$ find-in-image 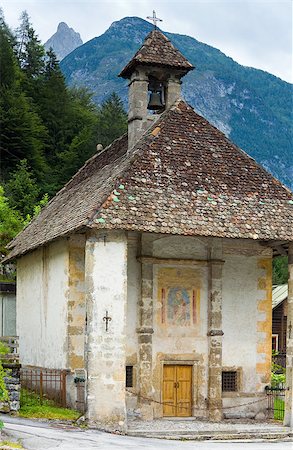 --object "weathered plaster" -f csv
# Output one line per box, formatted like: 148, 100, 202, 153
284, 242, 293, 427
222, 251, 272, 418
136, 234, 154, 419
85, 230, 128, 431
17, 240, 69, 368
207, 242, 224, 422
67, 235, 86, 371
256, 258, 272, 387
